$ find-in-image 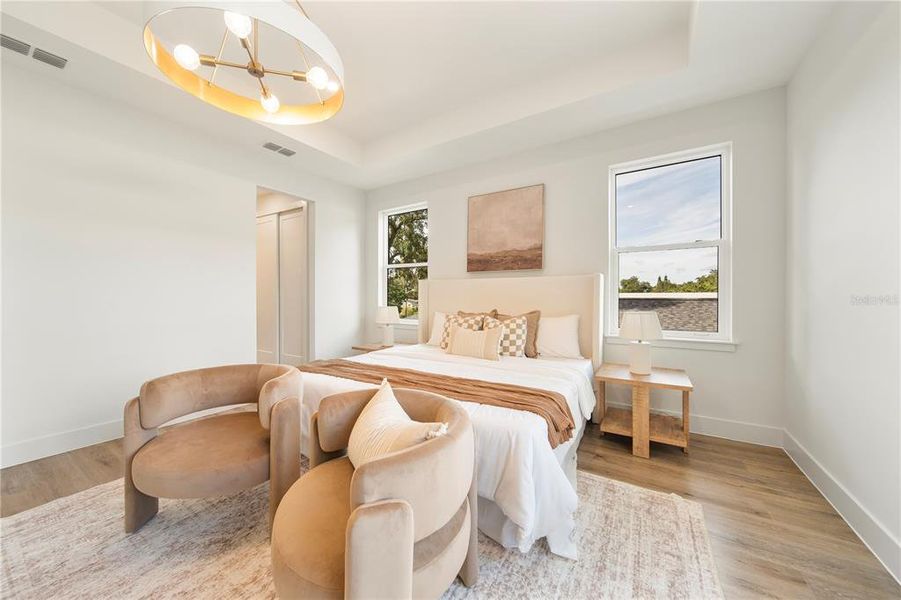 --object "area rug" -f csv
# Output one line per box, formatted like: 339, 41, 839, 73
0, 468, 722, 599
